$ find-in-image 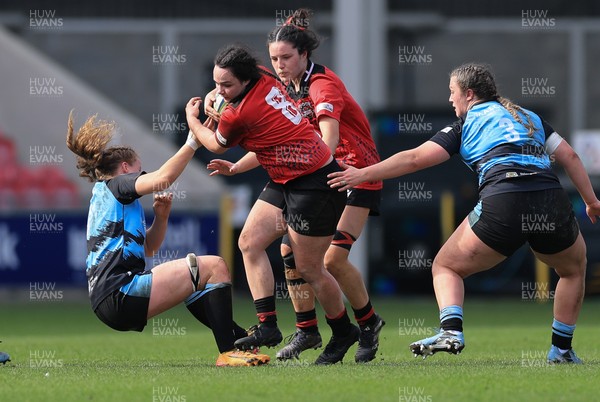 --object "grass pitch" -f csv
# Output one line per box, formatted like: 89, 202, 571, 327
1, 296, 598, 402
